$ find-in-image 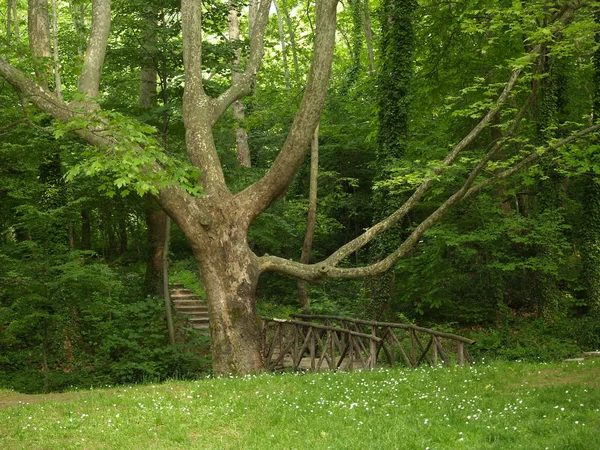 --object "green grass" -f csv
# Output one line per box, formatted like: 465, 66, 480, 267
0, 360, 598, 449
